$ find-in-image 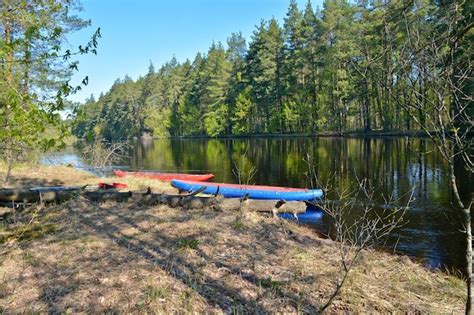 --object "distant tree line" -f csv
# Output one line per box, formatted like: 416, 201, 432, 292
72, 0, 472, 140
